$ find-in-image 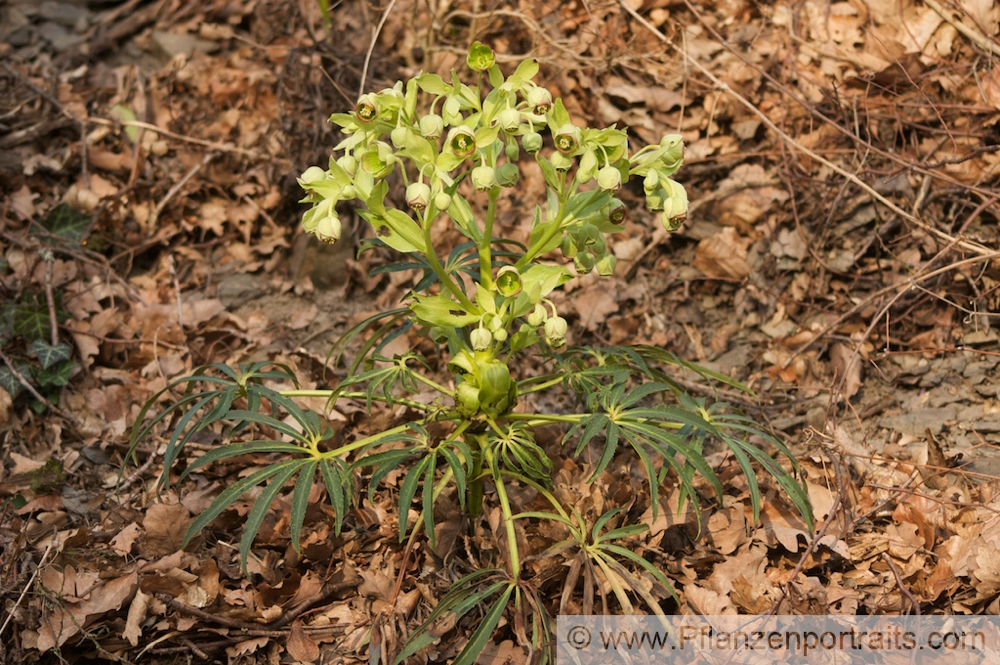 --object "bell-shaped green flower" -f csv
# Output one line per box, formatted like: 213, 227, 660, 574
663, 178, 688, 224
497, 163, 519, 188
471, 326, 492, 351
316, 212, 342, 245
521, 131, 543, 153
498, 107, 521, 133
574, 251, 596, 274
447, 126, 477, 158
554, 123, 582, 154
496, 266, 522, 297
472, 165, 496, 190
406, 182, 431, 210
527, 304, 546, 327
355, 93, 378, 123
544, 316, 568, 348
419, 113, 444, 139
299, 166, 327, 184
526, 86, 553, 115
595, 253, 617, 276
467, 41, 495, 72
597, 165, 622, 192
433, 191, 452, 211
605, 199, 627, 225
